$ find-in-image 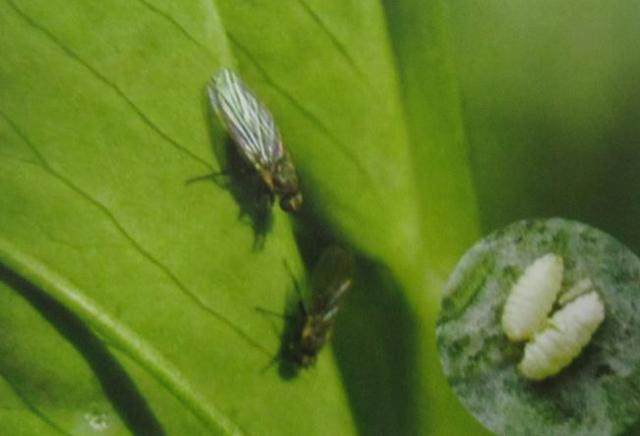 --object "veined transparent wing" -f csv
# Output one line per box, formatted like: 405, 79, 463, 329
207, 69, 284, 169
310, 246, 354, 316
